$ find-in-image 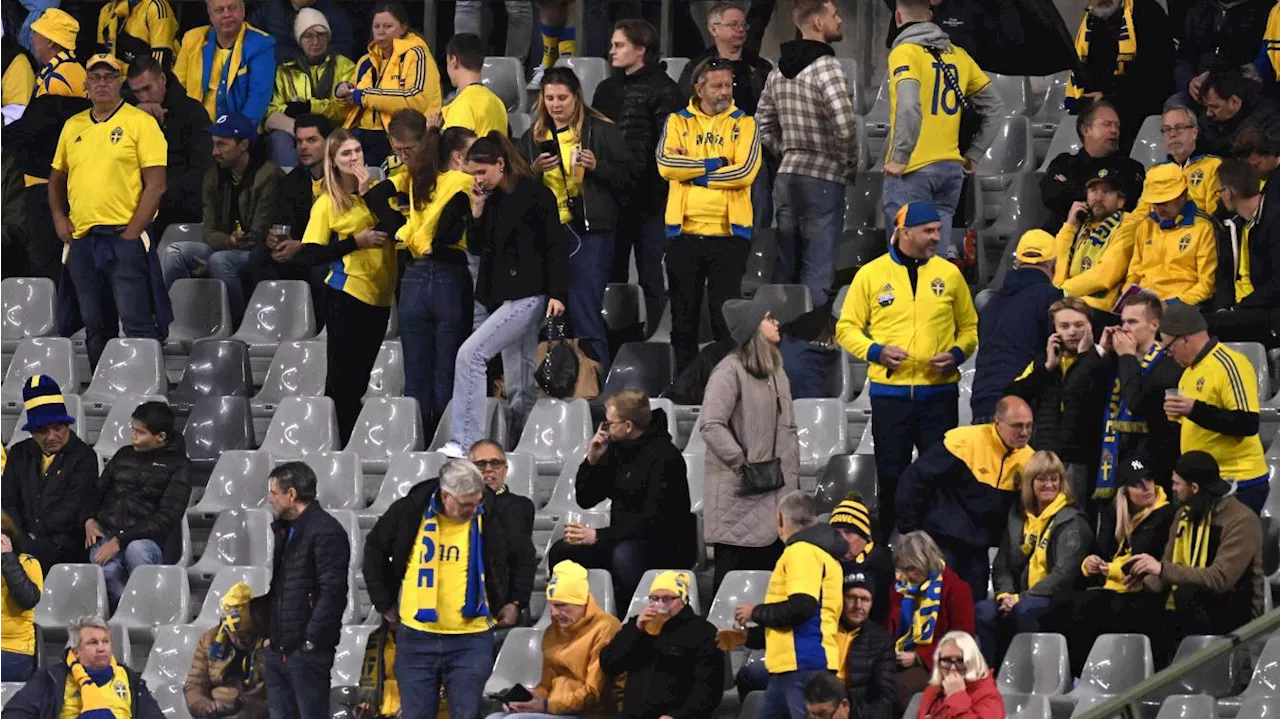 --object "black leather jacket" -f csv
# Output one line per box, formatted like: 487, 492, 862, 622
593, 61, 685, 214
519, 113, 634, 233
